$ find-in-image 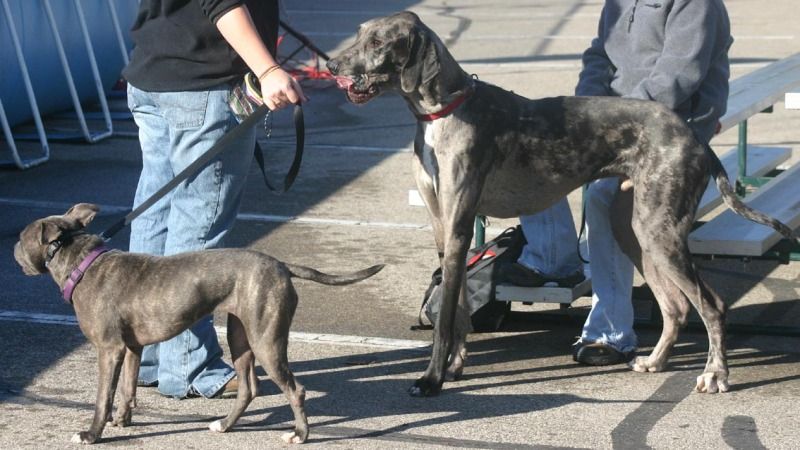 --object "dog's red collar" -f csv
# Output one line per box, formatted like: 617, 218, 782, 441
62, 246, 109, 304
415, 86, 474, 122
